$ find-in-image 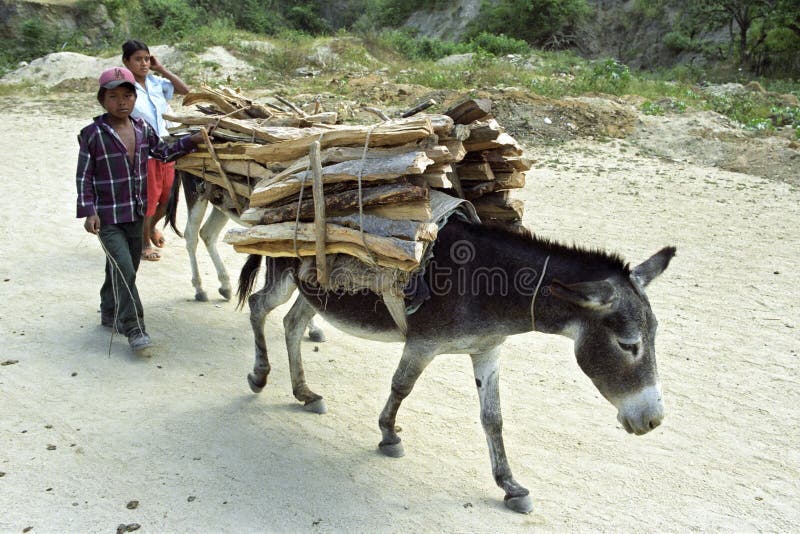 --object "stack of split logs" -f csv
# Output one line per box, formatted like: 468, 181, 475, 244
166, 86, 531, 275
